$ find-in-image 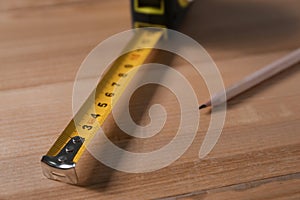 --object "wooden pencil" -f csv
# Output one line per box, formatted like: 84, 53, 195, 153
199, 48, 300, 109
